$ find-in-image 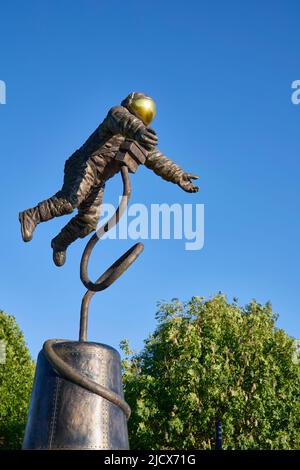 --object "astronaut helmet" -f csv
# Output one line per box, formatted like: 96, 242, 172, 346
121, 92, 156, 126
